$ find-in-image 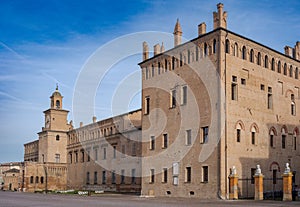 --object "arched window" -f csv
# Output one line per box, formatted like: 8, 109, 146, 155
180, 53, 183, 66
277, 60, 281, 73
242, 46, 246, 60
295, 67, 299, 79
36, 176, 39, 183
225, 39, 230, 54
235, 122, 244, 143
213, 39, 217, 54
40, 176, 44, 184
257, 52, 261, 65
293, 129, 298, 151
165, 59, 168, 72
30, 176, 34, 184
284, 63, 287, 75
234, 43, 238, 57
145, 67, 149, 79
291, 94, 296, 116
289, 65, 293, 77
56, 100, 60, 109
269, 127, 277, 148
250, 49, 254, 63
151, 64, 154, 77
195, 45, 199, 61
264, 55, 268, 68
172, 56, 175, 70
281, 127, 287, 149
251, 126, 256, 145
271, 58, 275, 71
158, 62, 161, 74
204, 43, 208, 56
56, 135, 60, 141
188, 50, 191, 63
